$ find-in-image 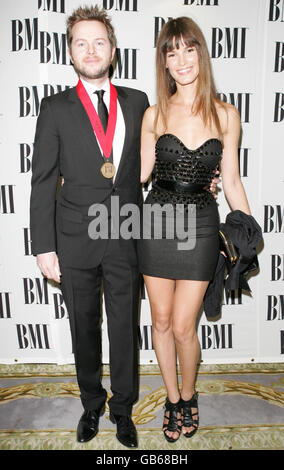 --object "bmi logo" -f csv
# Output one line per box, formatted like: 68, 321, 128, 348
200, 324, 233, 349
53, 293, 68, 319
12, 1, 65, 63
0, 185, 15, 214
218, 93, 251, 123
267, 295, 284, 320
11, 17, 70, 65
23, 277, 49, 305
114, 48, 138, 79
274, 42, 284, 72
16, 324, 50, 349
20, 144, 33, 173
268, 0, 284, 21
263, 205, 284, 233
154, 17, 173, 46
0, 293, 12, 318
238, 148, 250, 178
103, 0, 138, 11
184, 0, 219, 4
19, 84, 71, 117
138, 325, 153, 350
23, 228, 32, 256
38, 0, 65, 12
271, 255, 284, 281
274, 93, 284, 122
211, 28, 248, 58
